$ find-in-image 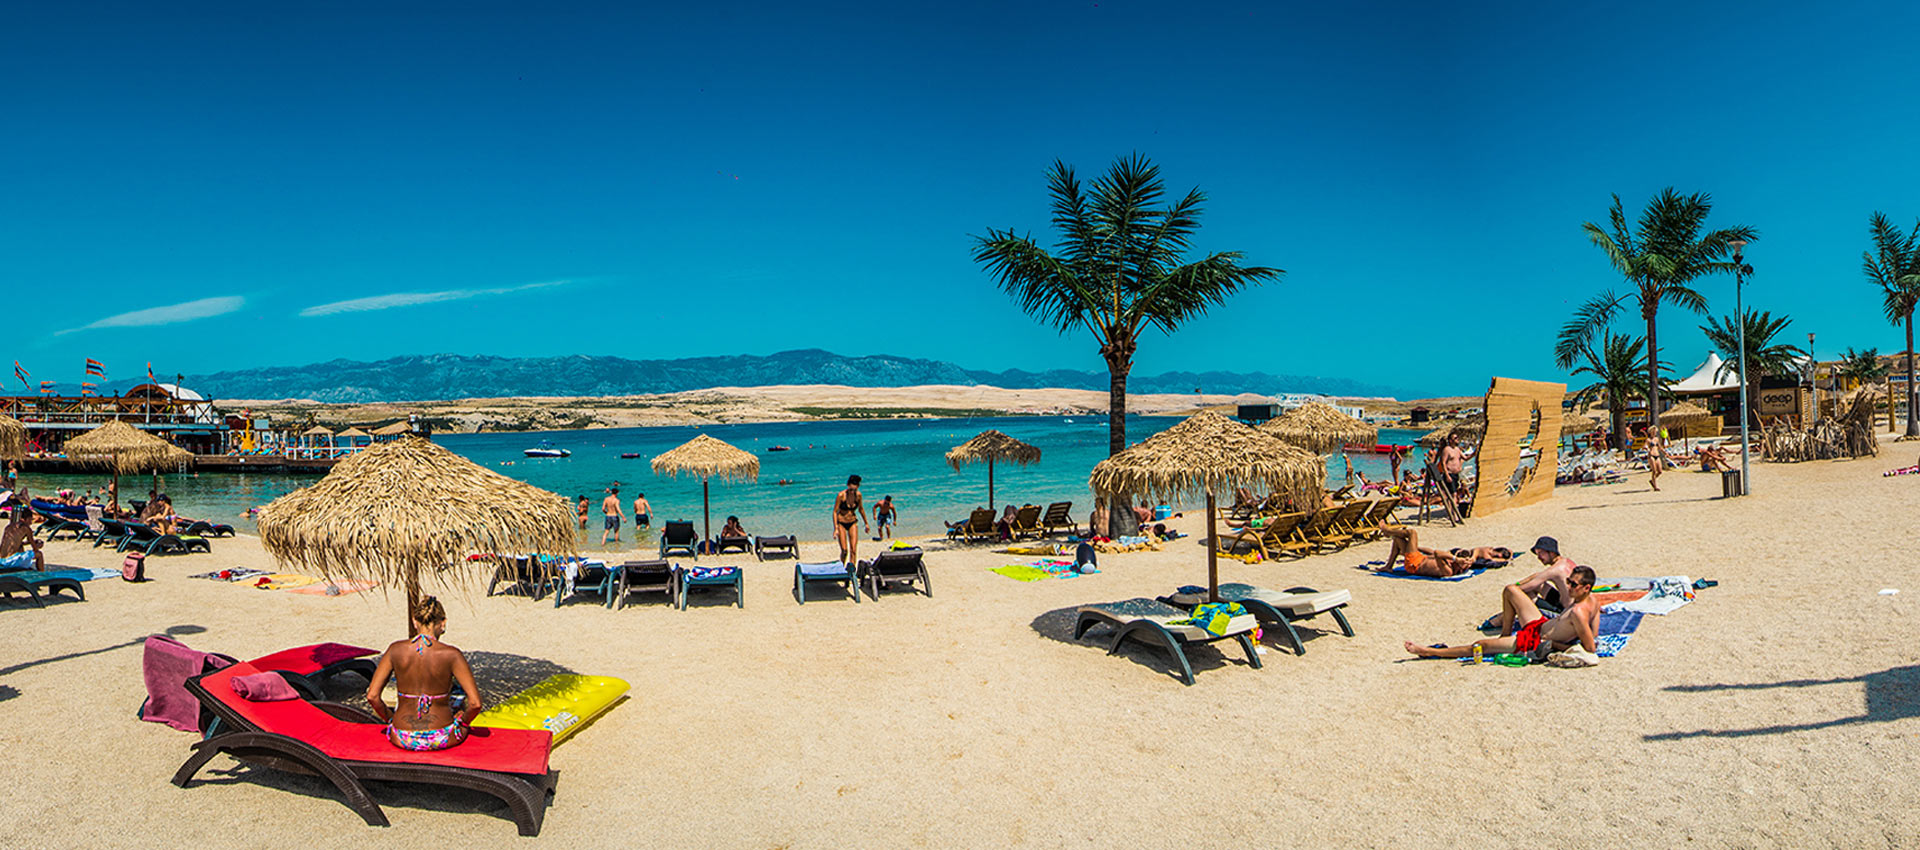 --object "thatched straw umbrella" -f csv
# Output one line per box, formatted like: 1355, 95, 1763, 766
259, 435, 574, 634
0, 414, 25, 461
1659, 400, 1719, 440
1088, 411, 1324, 601
1417, 414, 1485, 449
1560, 412, 1599, 434
946, 429, 1041, 509
1259, 402, 1378, 454
64, 420, 194, 508
651, 434, 759, 542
